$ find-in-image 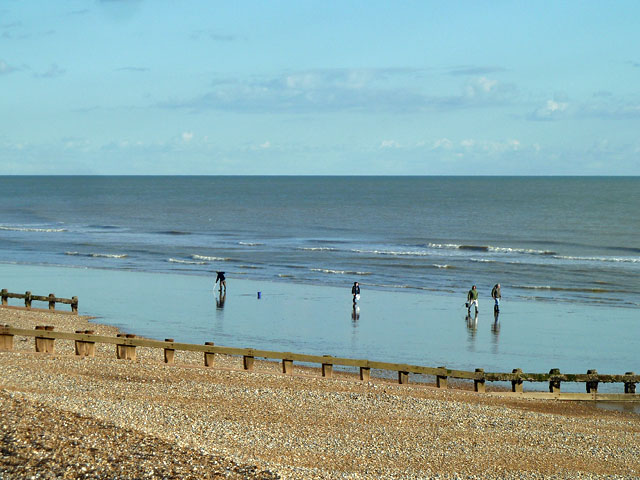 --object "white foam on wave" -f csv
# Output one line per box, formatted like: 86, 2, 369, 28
554, 255, 640, 264
351, 248, 430, 257
191, 254, 230, 261
298, 247, 339, 251
238, 241, 264, 246
310, 268, 372, 275
65, 251, 127, 259
1, 226, 66, 233
169, 258, 208, 265
427, 243, 555, 255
